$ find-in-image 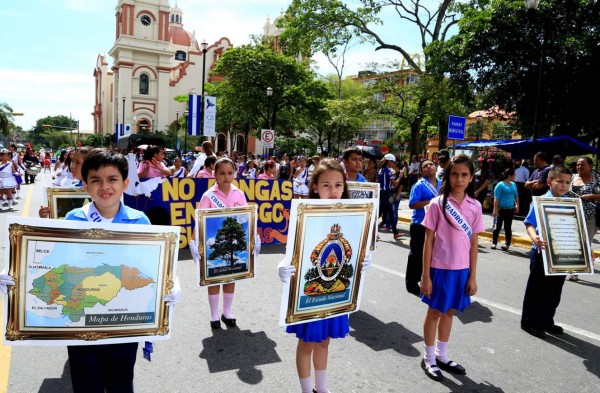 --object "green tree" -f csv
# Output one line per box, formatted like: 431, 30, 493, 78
210, 43, 331, 153
0, 103, 15, 139
435, 0, 600, 143
208, 217, 248, 268
279, 0, 461, 154
31, 116, 78, 147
